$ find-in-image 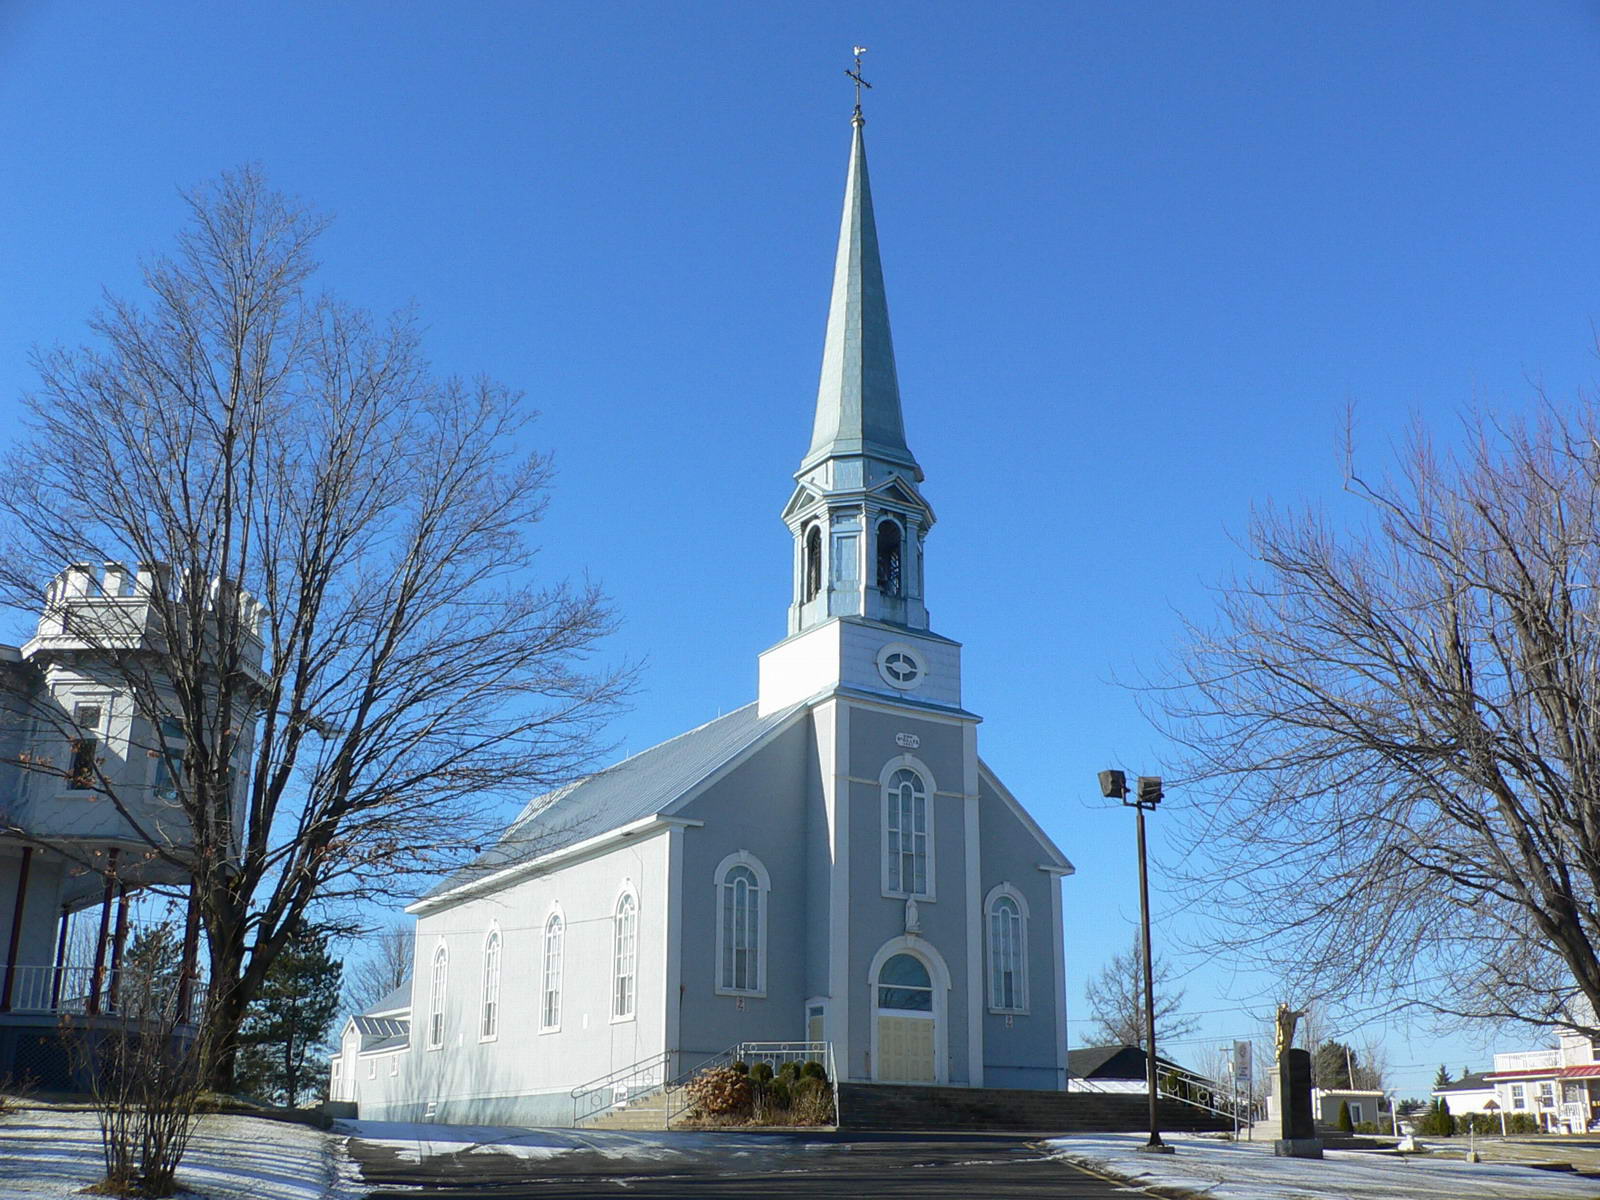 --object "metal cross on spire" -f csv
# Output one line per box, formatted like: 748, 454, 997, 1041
846, 45, 872, 124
